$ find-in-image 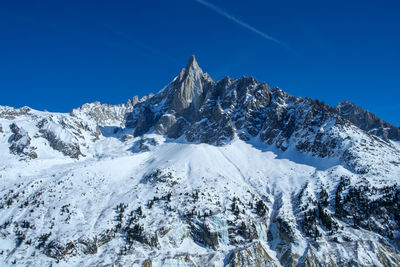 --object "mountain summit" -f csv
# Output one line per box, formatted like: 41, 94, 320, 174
0, 56, 400, 266
184, 54, 202, 74
170, 55, 213, 120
